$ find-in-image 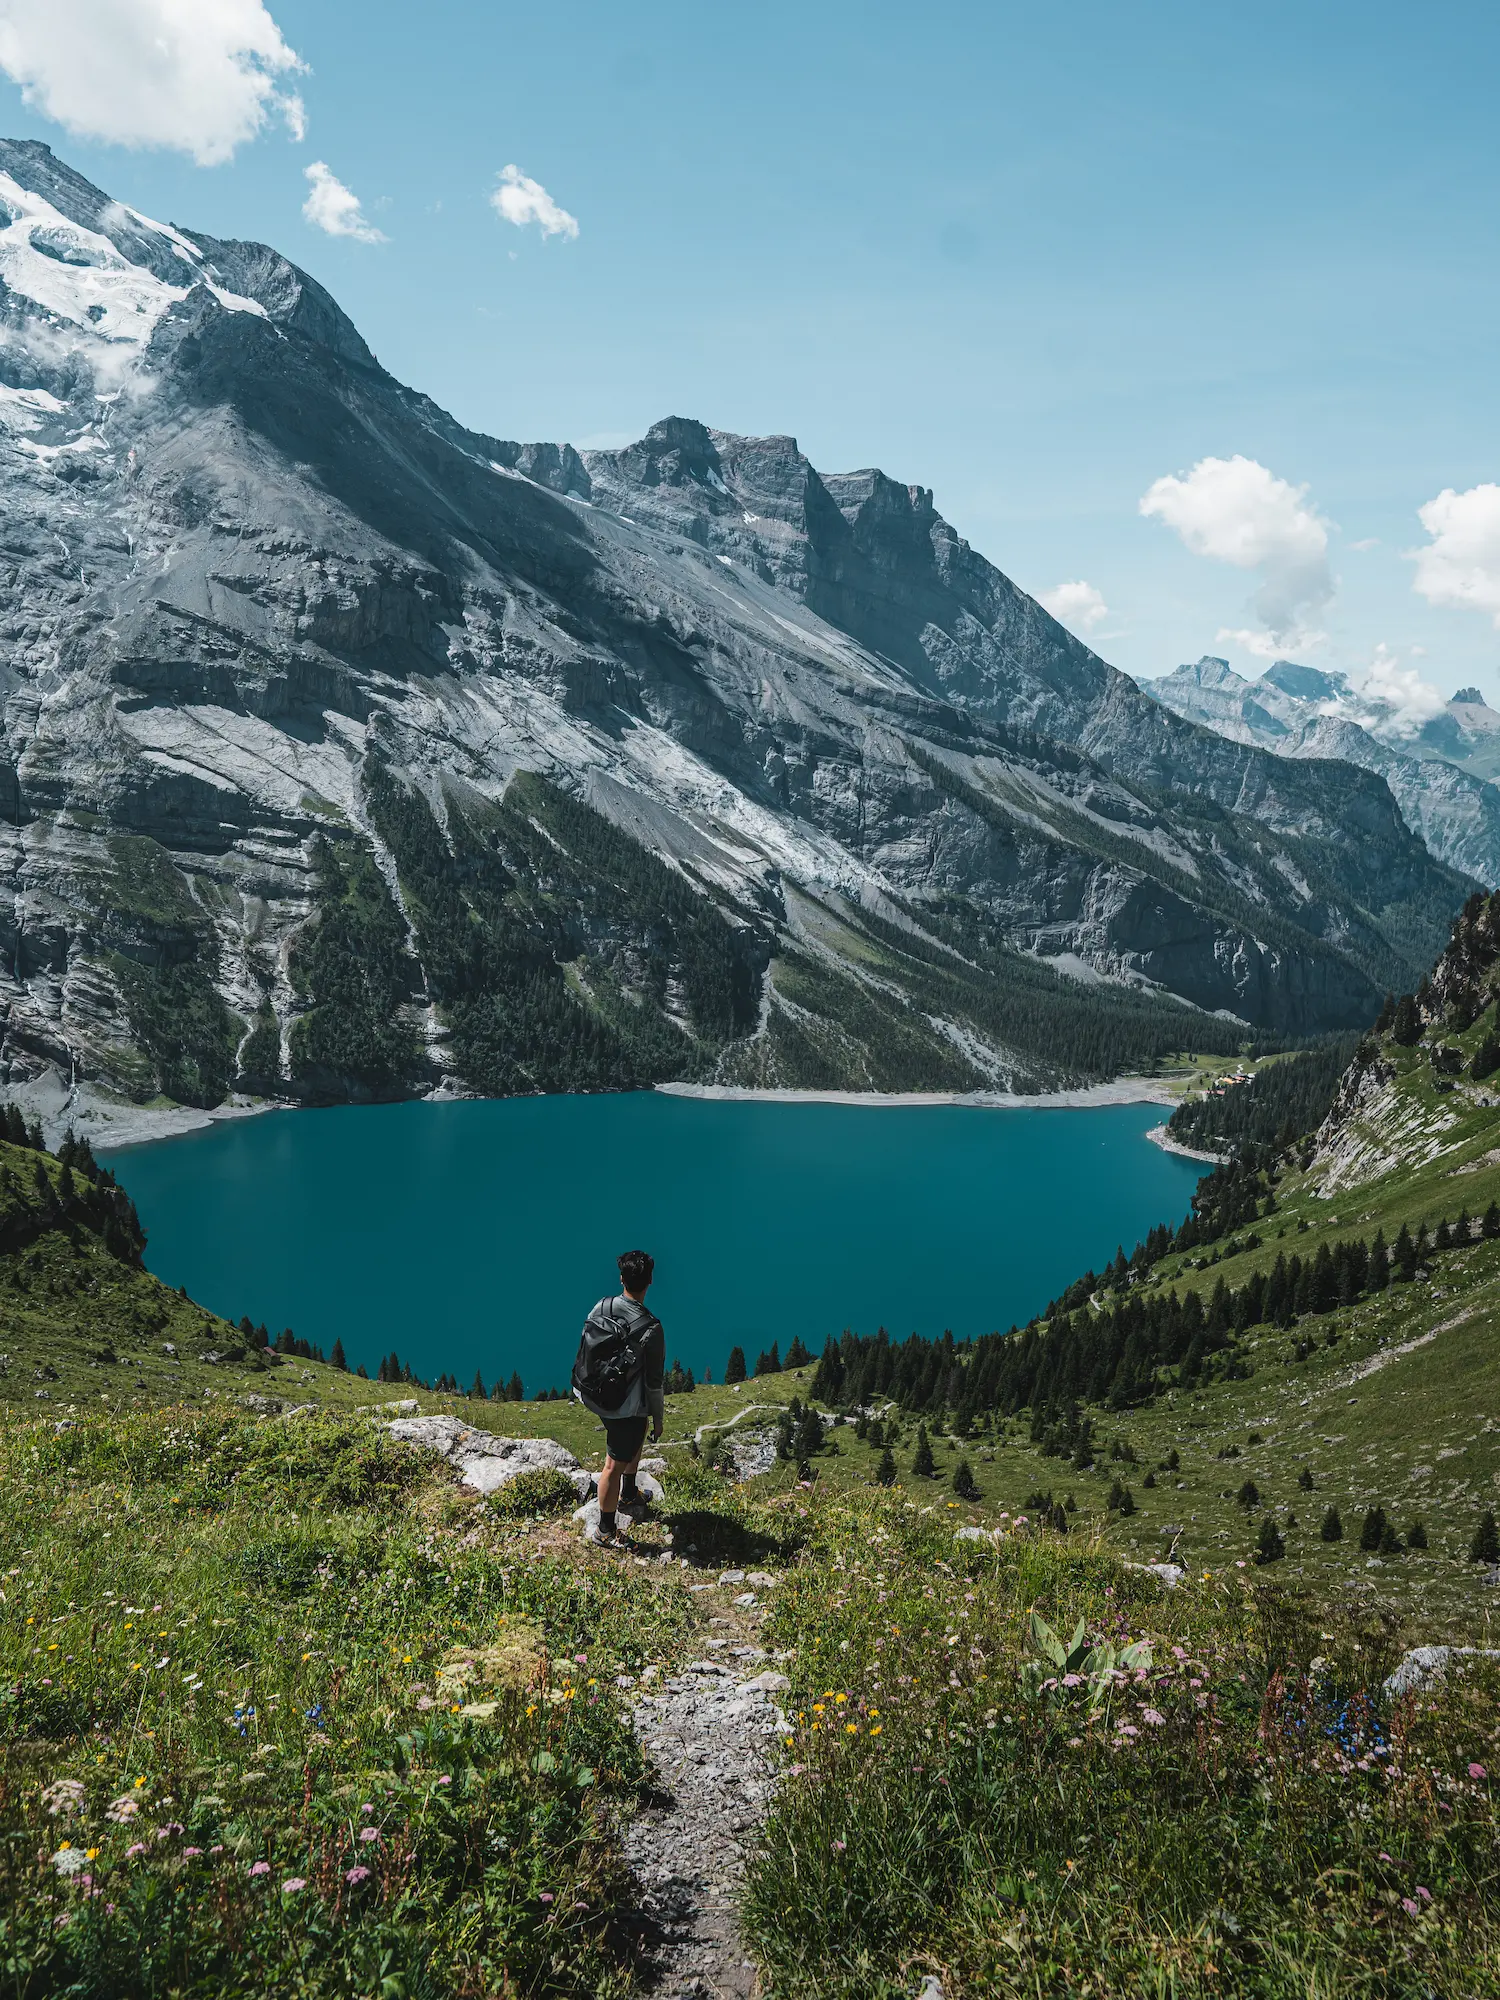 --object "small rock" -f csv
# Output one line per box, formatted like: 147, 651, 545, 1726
738, 1670, 791, 1694
161, 1343, 176, 1357
1384, 1644, 1500, 1699
916, 1979, 945, 2000
719, 1569, 747, 1586
744, 1570, 778, 1588
733, 1591, 757, 1608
